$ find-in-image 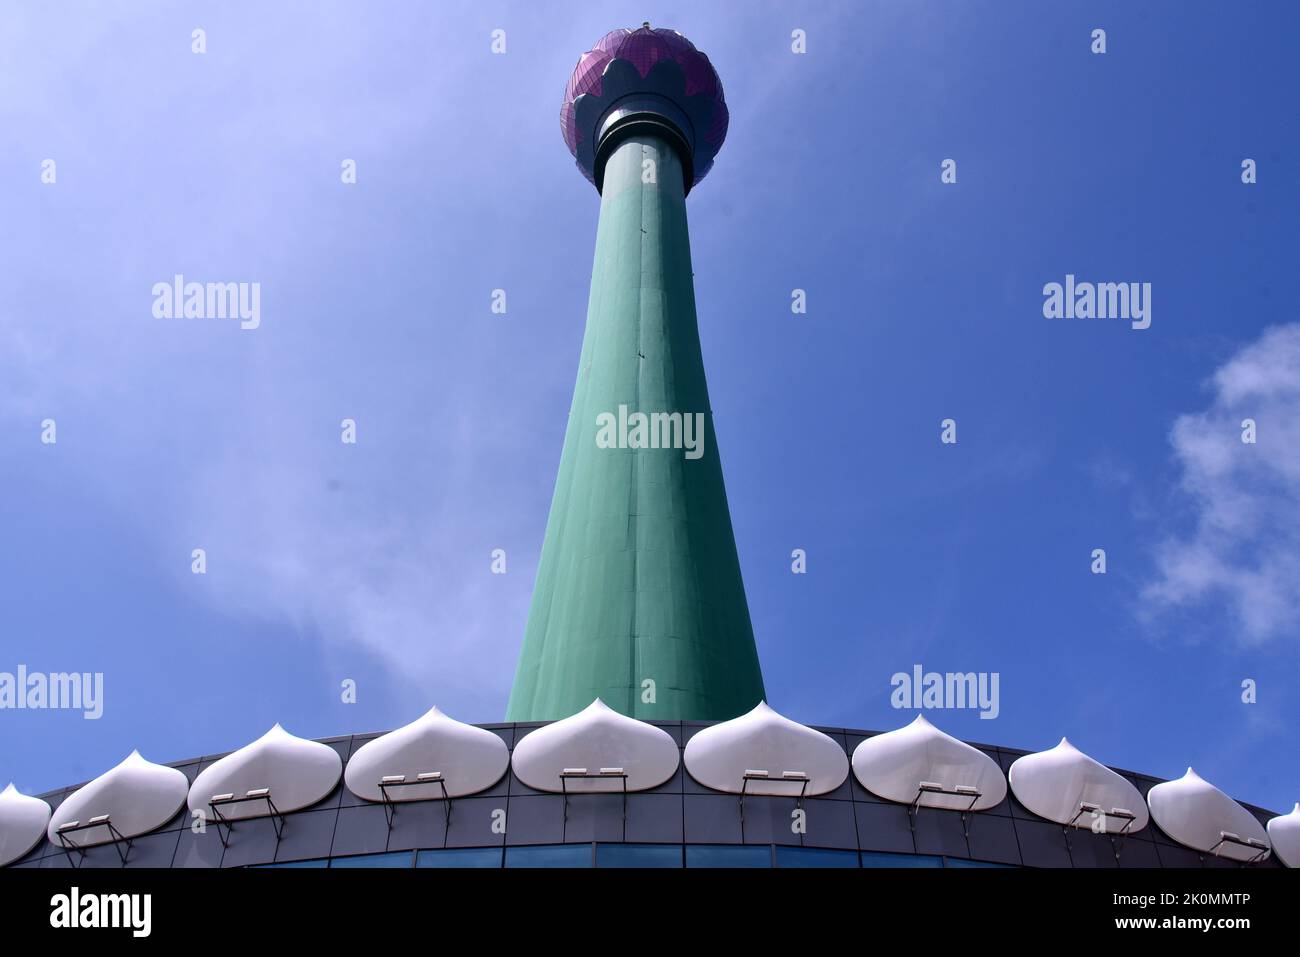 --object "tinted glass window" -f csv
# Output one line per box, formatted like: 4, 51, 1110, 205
504, 844, 592, 868
252, 858, 327, 868
685, 844, 772, 868
860, 851, 942, 868
331, 851, 413, 868
416, 847, 504, 868
597, 843, 683, 868
775, 846, 859, 868
944, 857, 1016, 868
